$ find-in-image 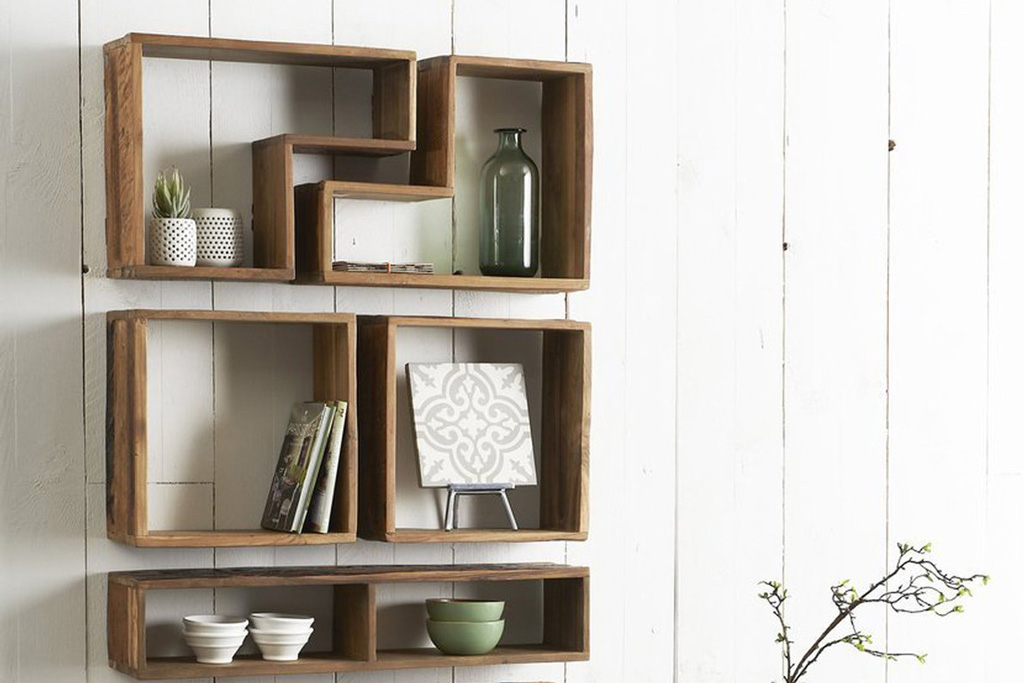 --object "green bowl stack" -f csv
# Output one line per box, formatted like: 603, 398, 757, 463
425, 599, 505, 656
